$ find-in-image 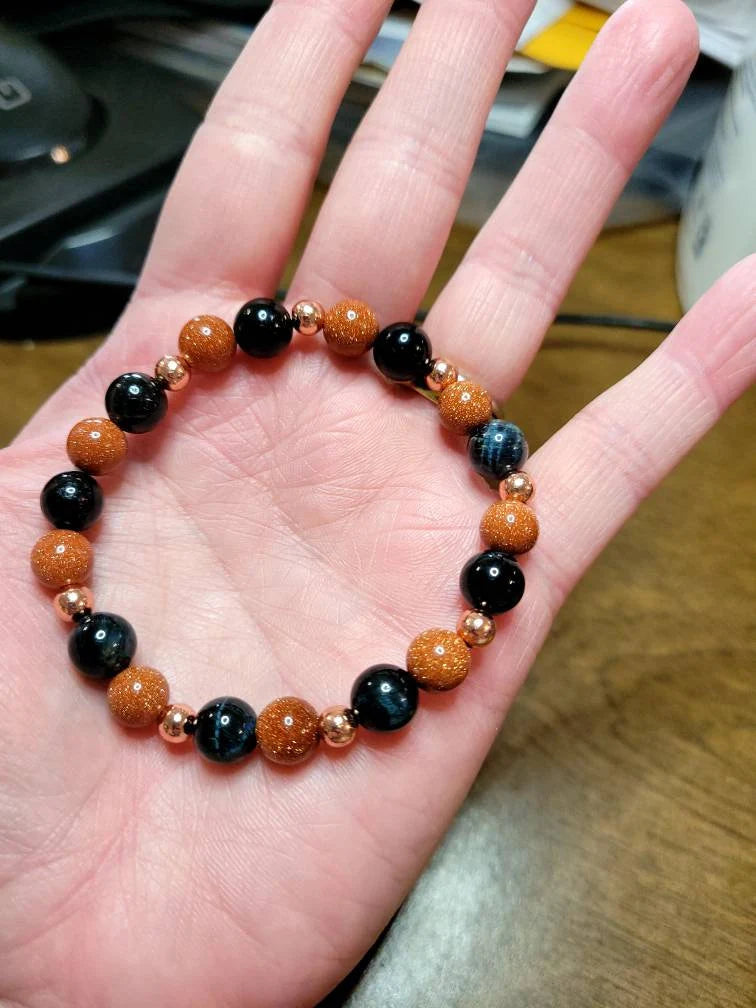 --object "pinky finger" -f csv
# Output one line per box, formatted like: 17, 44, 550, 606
525, 255, 756, 616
